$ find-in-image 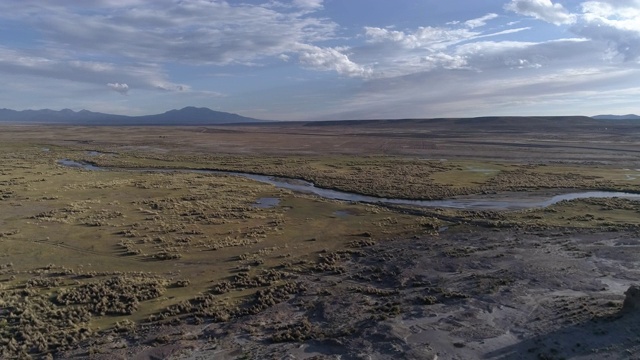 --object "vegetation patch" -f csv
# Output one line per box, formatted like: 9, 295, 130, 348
55, 275, 167, 316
